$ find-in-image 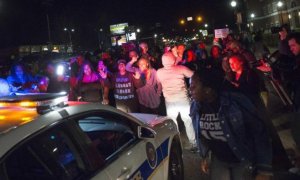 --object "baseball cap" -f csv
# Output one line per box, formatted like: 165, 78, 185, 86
117, 59, 126, 65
